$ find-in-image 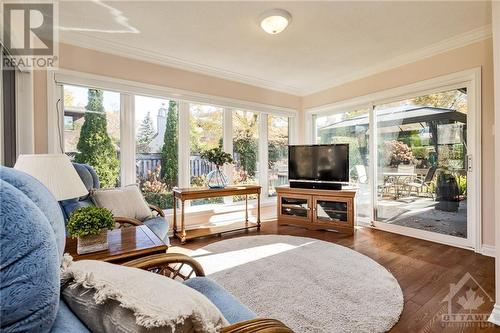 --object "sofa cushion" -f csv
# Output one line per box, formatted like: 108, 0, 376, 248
143, 216, 170, 245
184, 277, 257, 324
92, 185, 152, 221
0, 166, 65, 259
61, 258, 228, 333
50, 300, 90, 333
72, 163, 100, 196
60, 199, 94, 223
0, 178, 61, 333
